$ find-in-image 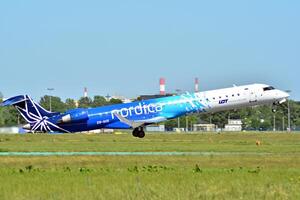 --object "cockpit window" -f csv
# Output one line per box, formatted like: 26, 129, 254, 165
263, 86, 275, 91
